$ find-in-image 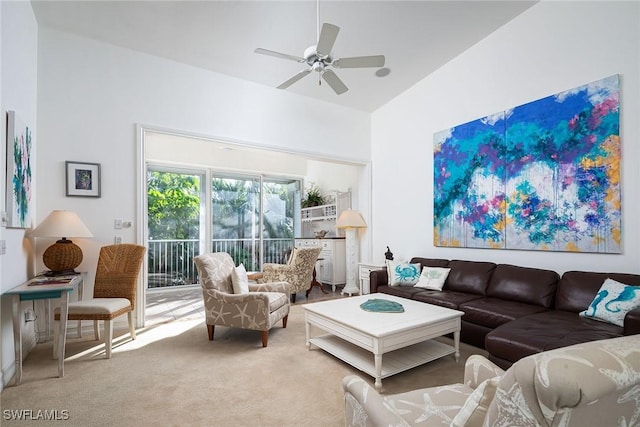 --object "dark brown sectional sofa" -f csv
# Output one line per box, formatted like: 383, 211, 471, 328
370, 257, 640, 369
